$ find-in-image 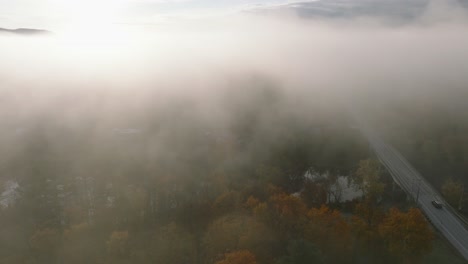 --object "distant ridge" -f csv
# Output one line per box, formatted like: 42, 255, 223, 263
0, 27, 51, 35
251, 0, 468, 24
